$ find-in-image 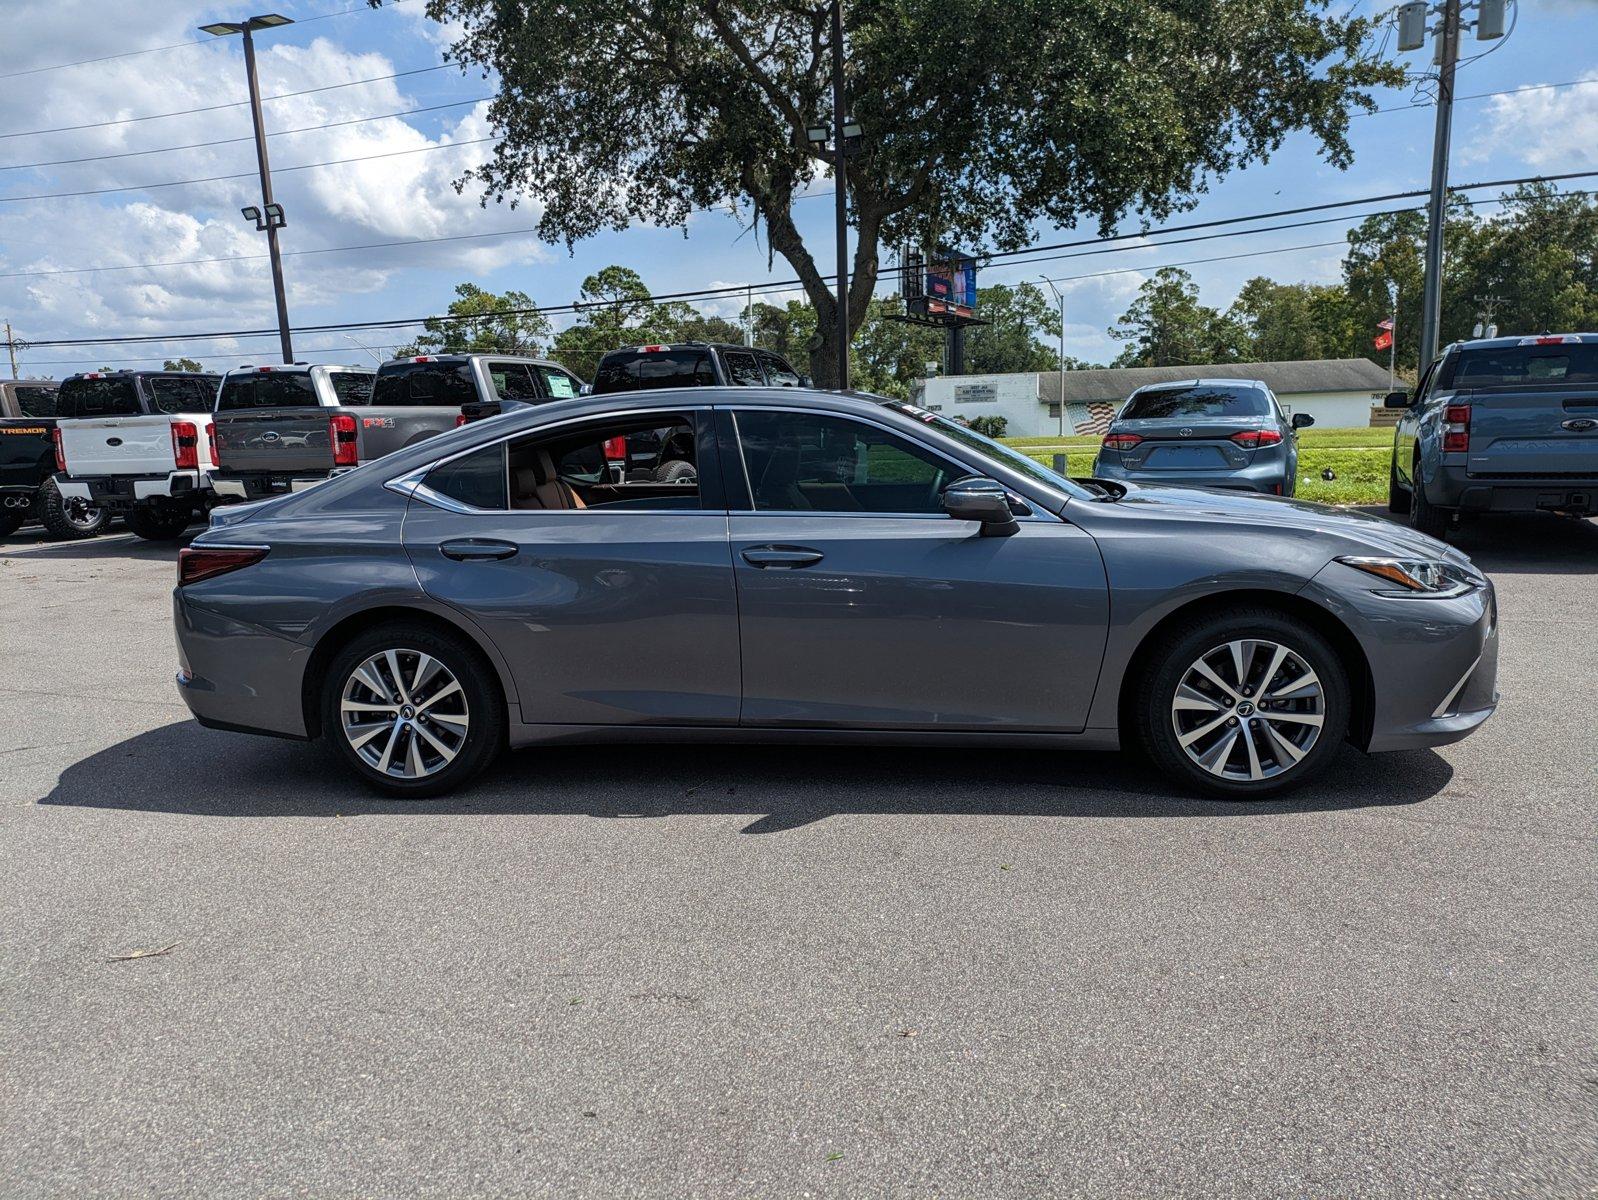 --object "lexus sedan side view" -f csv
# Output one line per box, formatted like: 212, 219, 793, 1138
173, 388, 1498, 800
1092, 378, 1313, 495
